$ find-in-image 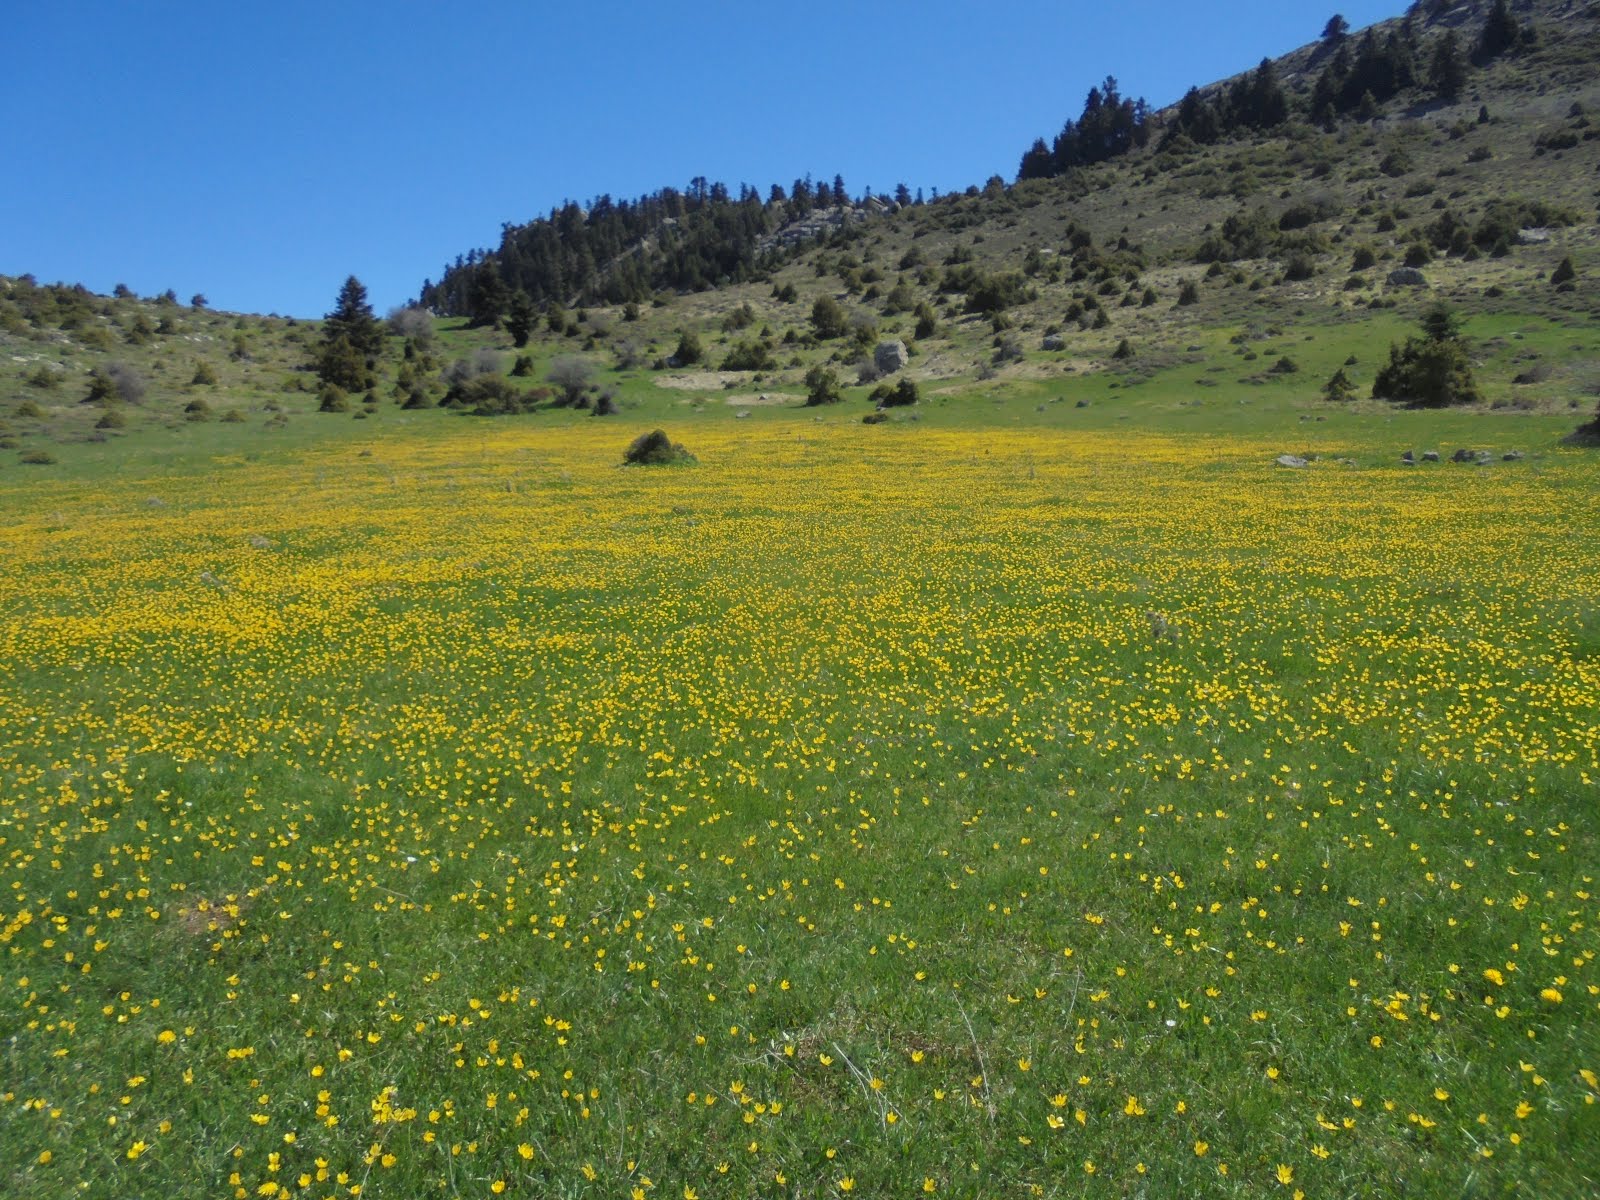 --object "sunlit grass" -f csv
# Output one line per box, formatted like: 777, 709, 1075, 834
1, 421, 1596, 1198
